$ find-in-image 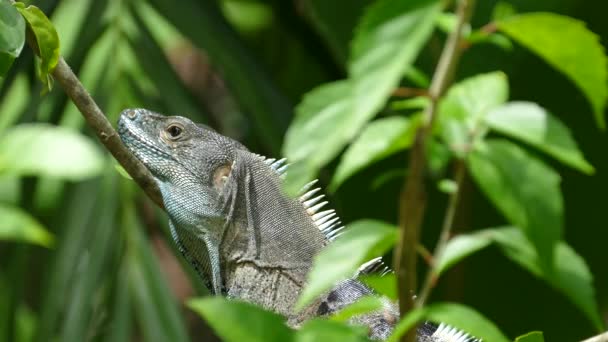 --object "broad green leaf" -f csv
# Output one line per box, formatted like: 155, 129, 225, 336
389, 303, 509, 342
491, 228, 603, 330
296, 220, 397, 311
467, 139, 563, 270
350, 0, 441, 123
0, 204, 53, 247
360, 273, 397, 301
435, 231, 493, 276
284, 80, 352, 167
486, 102, 594, 174
13, 4, 59, 92
330, 116, 418, 191
437, 72, 509, 152
188, 297, 294, 342
330, 295, 385, 322
0, 0, 25, 76
498, 13, 608, 129
424, 303, 510, 342
284, 0, 441, 184
0, 124, 104, 180
515, 331, 545, 342
297, 319, 367, 342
